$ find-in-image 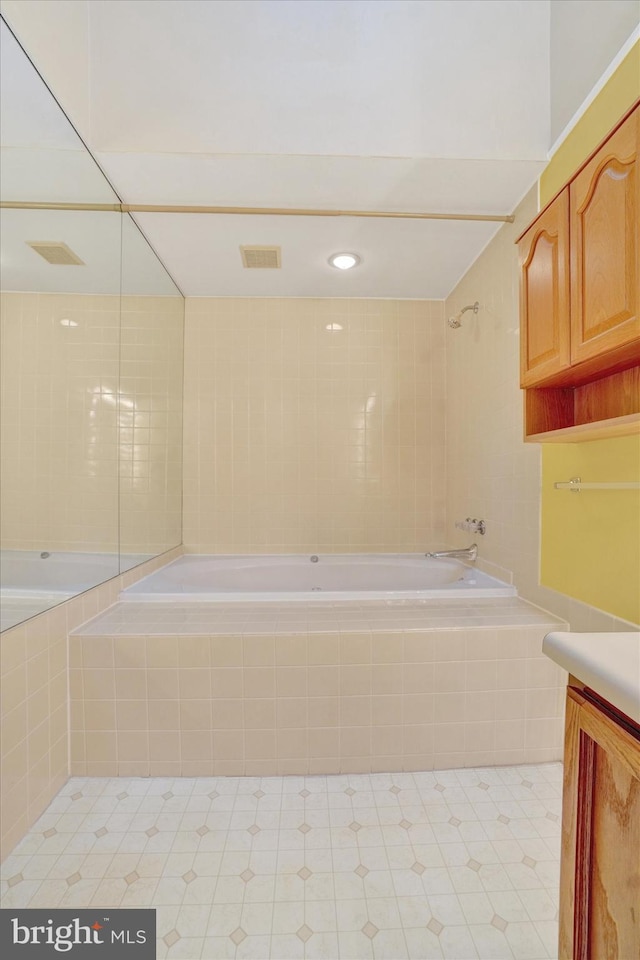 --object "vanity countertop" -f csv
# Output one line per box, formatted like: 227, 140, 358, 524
543, 631, 640, 725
